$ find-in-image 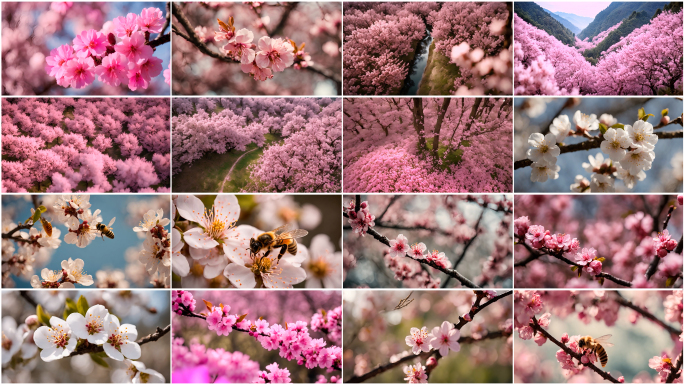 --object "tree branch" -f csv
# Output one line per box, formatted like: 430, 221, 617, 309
530, 317, 620, 383
70, 325, 171, 356
614, 292, 681, 337
666, 351, 683, 383
515, 129, 683, 169
2, 223, 33, 239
